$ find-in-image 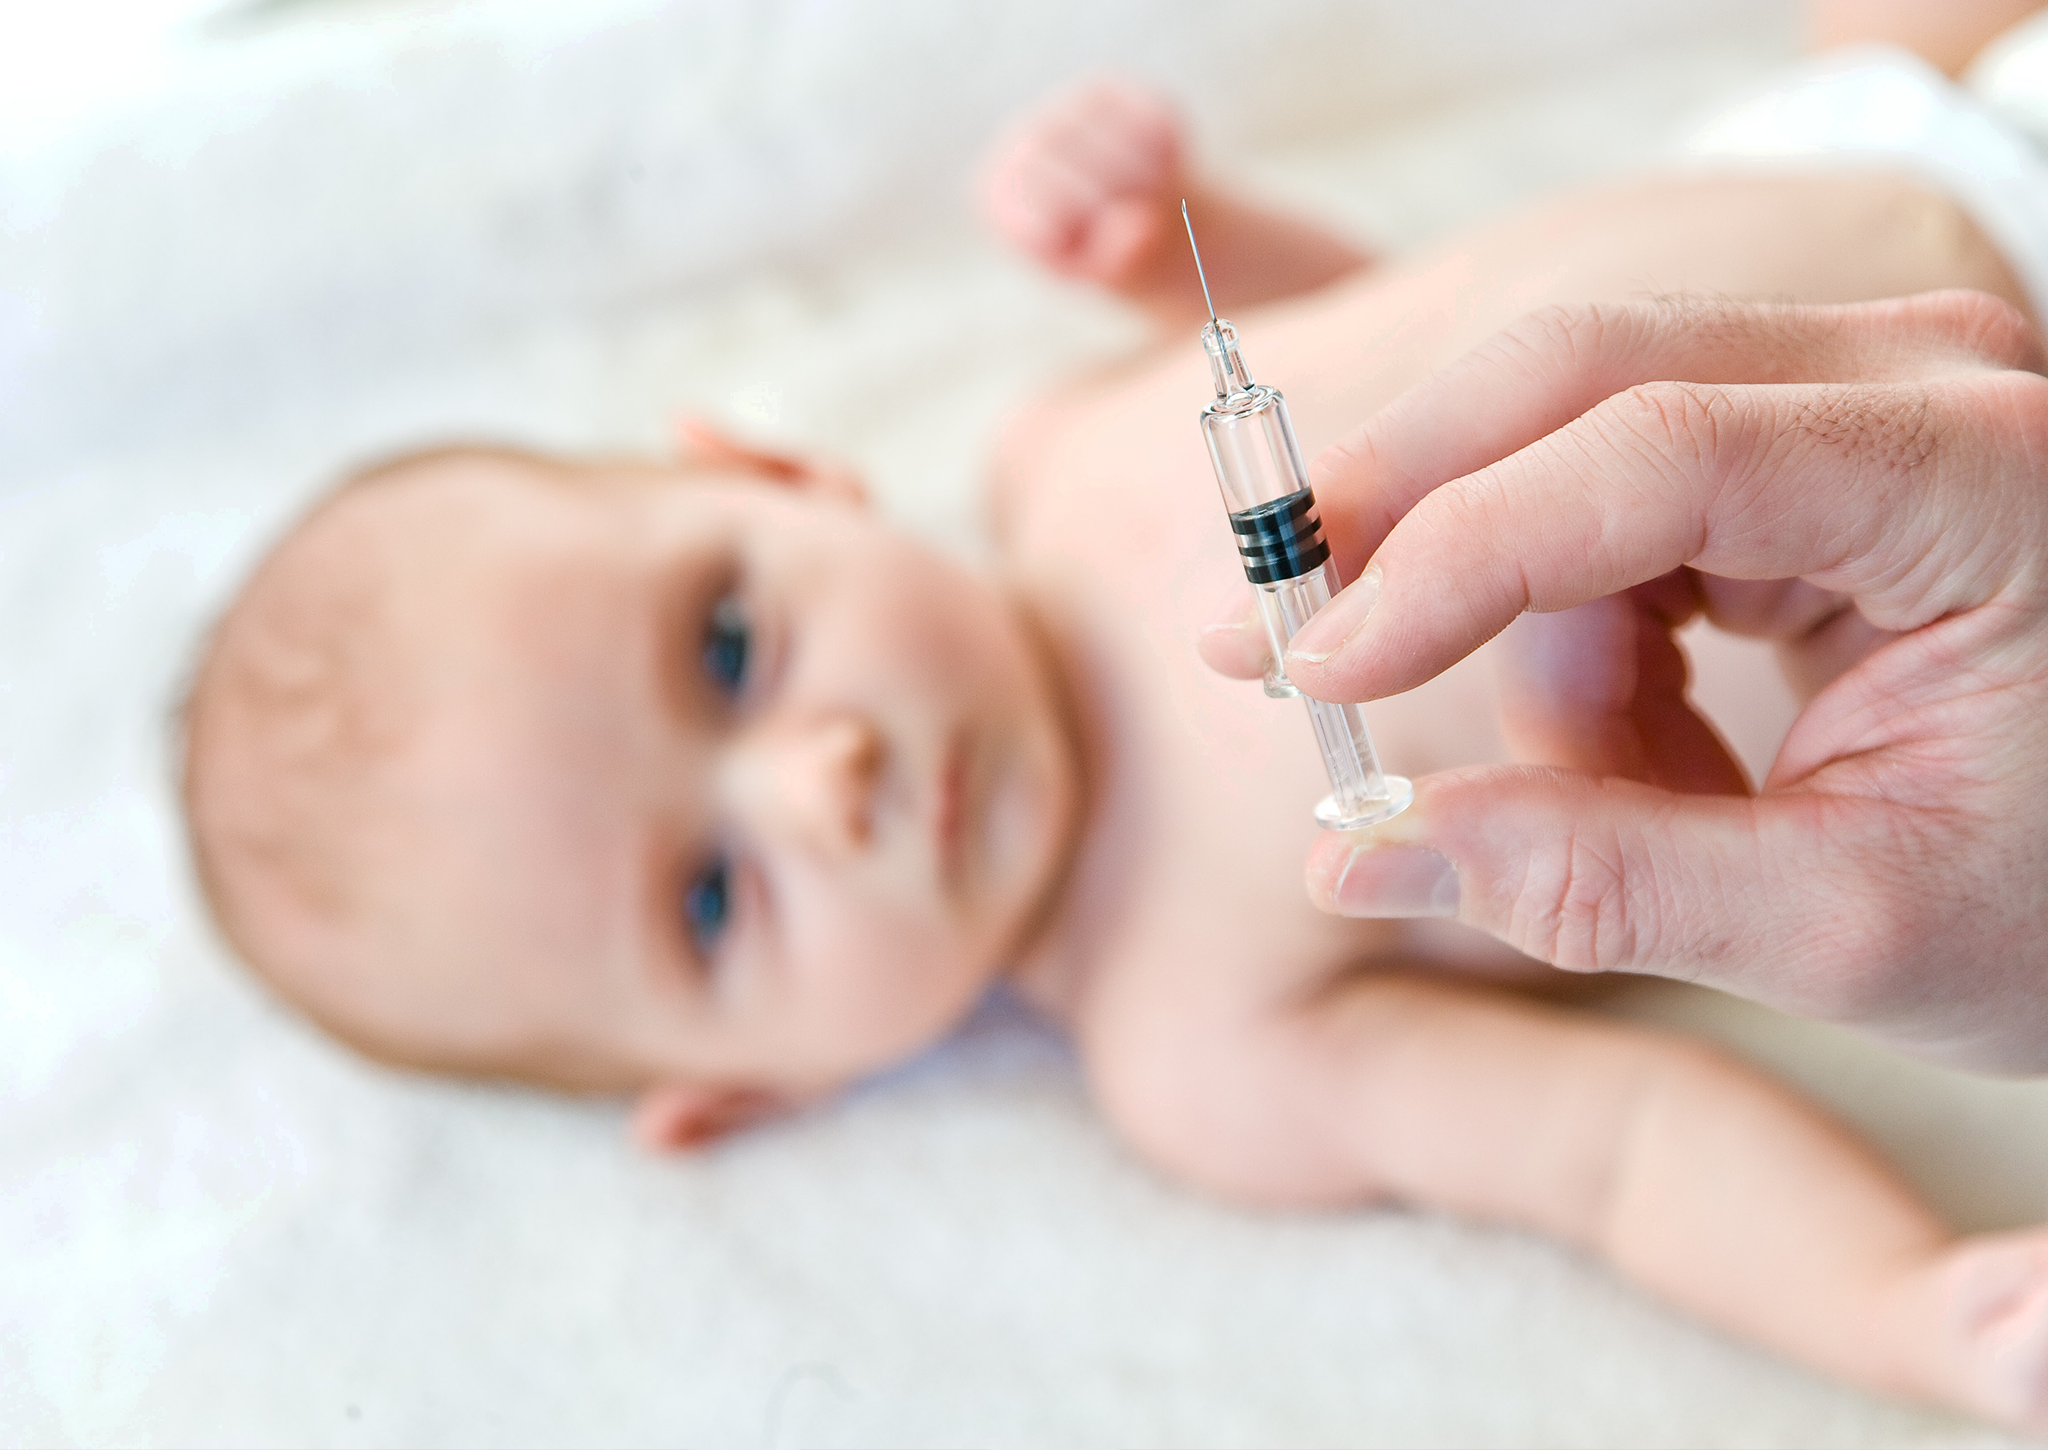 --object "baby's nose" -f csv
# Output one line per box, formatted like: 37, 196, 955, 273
750, 714, 886, 858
